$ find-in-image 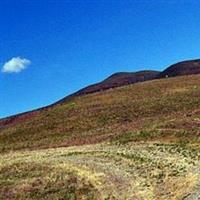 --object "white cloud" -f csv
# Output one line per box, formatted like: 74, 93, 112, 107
1, 57, 31, 73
